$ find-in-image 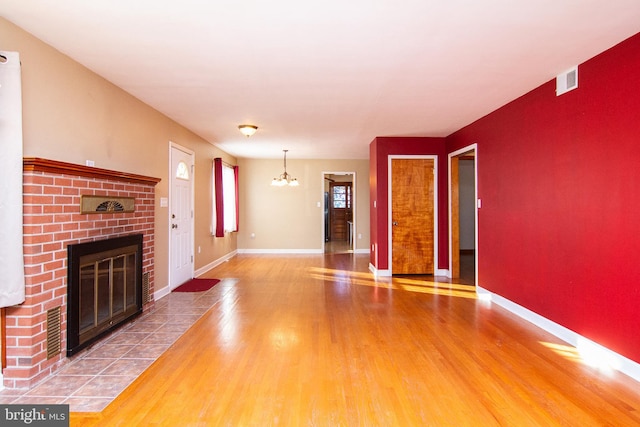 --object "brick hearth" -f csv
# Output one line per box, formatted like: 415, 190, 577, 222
3, 158, 160, 389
